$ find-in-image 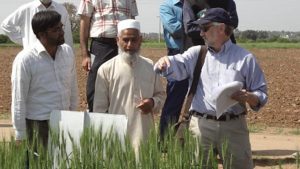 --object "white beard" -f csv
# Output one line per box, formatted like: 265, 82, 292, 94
118, 48, 140, 65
